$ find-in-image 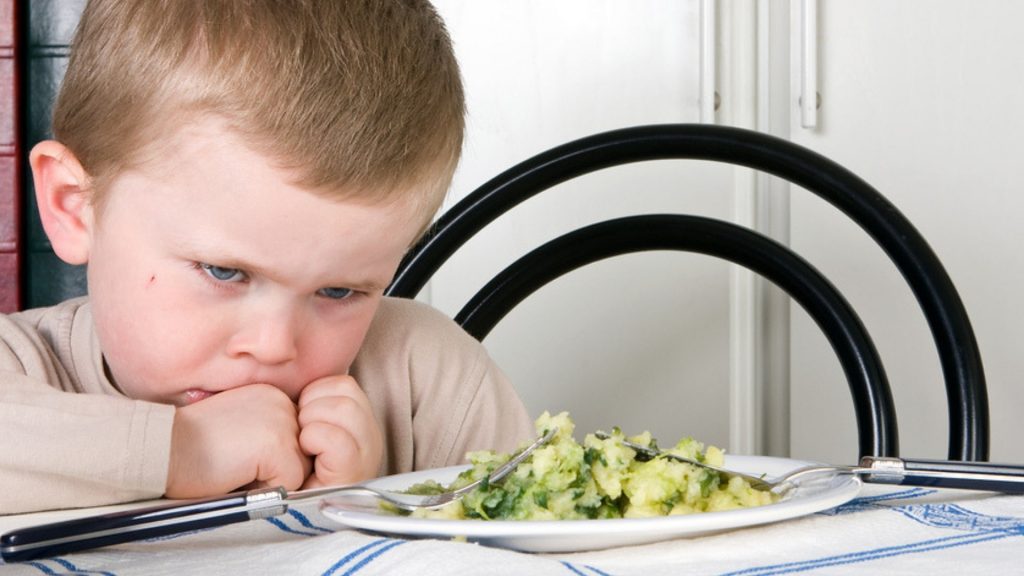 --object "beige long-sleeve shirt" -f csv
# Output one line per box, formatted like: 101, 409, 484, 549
0, 297, 533, 514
